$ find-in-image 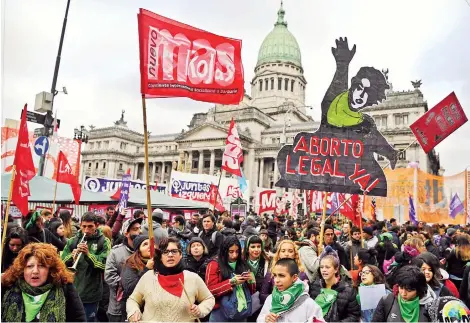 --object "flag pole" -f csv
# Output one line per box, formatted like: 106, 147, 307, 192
1, 165, 16, 260
318, 192, 329, 254
52, 162, 59, 213
213, 170, 223, 215
360, 193, 366, 248
141, 95, 154, 257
